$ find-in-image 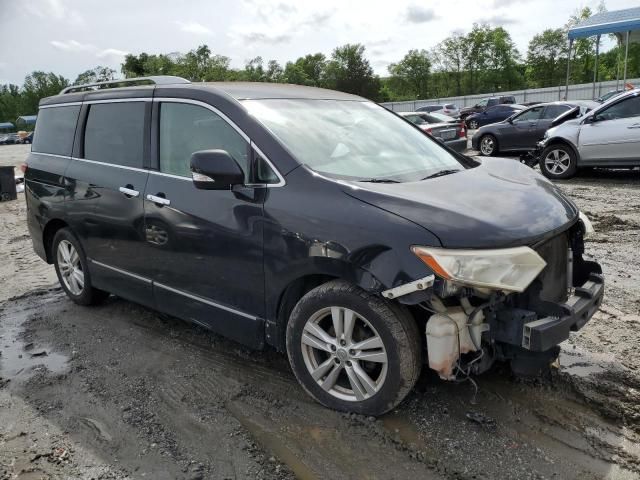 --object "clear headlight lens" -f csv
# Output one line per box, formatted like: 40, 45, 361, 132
412, 246, 547, 292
